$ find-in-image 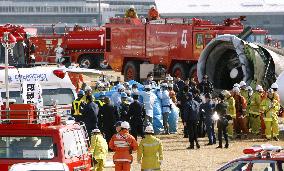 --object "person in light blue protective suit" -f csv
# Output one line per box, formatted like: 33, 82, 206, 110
111, 84, 125, 108
137, 84, 156, 125
157, 83, 172, 134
